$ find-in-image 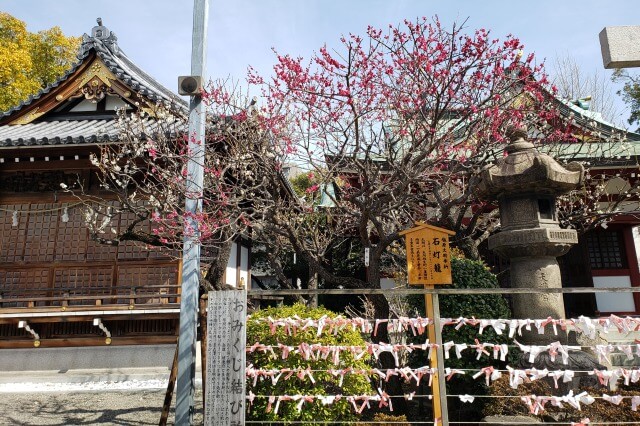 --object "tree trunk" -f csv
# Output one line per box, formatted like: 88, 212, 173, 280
307, 272, 318, 308
457, 237, 481, 260
367, 257, 408, 415
205, 238, 234, 291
